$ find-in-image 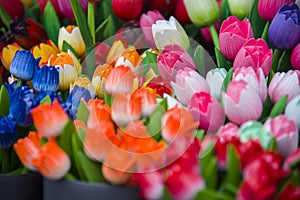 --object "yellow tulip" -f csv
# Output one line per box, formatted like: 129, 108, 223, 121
0, 43, 23, 70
